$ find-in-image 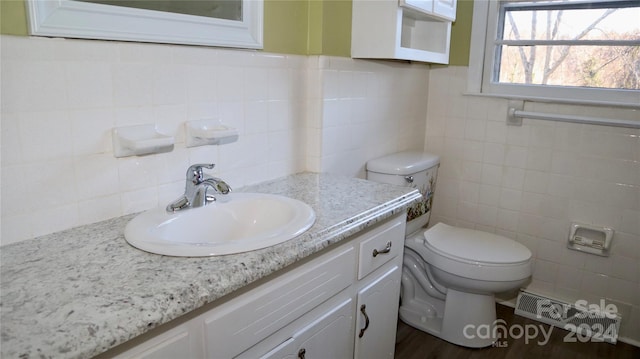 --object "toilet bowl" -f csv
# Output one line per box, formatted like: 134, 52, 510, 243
366, 151, 532, 348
